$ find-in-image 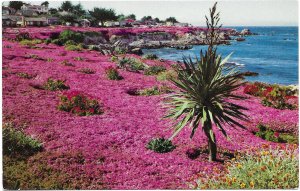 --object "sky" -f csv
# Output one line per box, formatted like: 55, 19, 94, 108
6, 0, 299, 26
